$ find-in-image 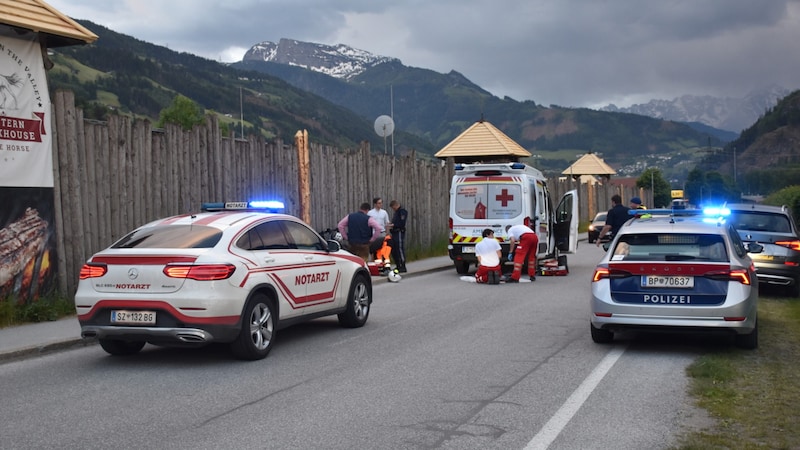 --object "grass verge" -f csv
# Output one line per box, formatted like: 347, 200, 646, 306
0, 293, 75, 328
677, 295, 800, 449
